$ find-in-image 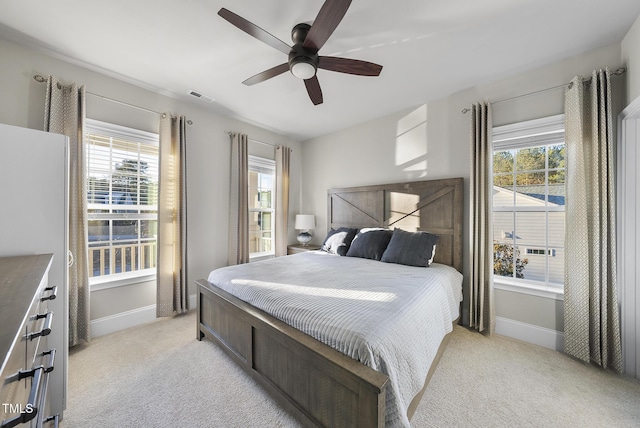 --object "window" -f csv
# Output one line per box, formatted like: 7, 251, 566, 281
248, 155, 275, 258
85, 119, 159, 285
492, 115, 565, 289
